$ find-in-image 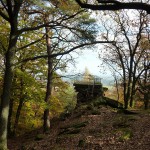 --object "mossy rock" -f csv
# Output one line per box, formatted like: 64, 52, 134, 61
86, 104, 94, 110
59, 121, 88, 135
34, 134, 44, 141
112, 116, 130, 128
117, 109, 139, 115
20, 144, 28, 150
72, 121, 88, 128
78, 104, 89, 110
59, 112, 71, 121
58, 128, 81, 135
113, 115, 137, 129
91, 109, 101, 115
104, 97, 123, 108
61, 121, 88, 129
126, 115, 138, 122
68, 129, 81, 134
92, 98, 106, 107
78, 139, 86, 147
58, 128, 70, 135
